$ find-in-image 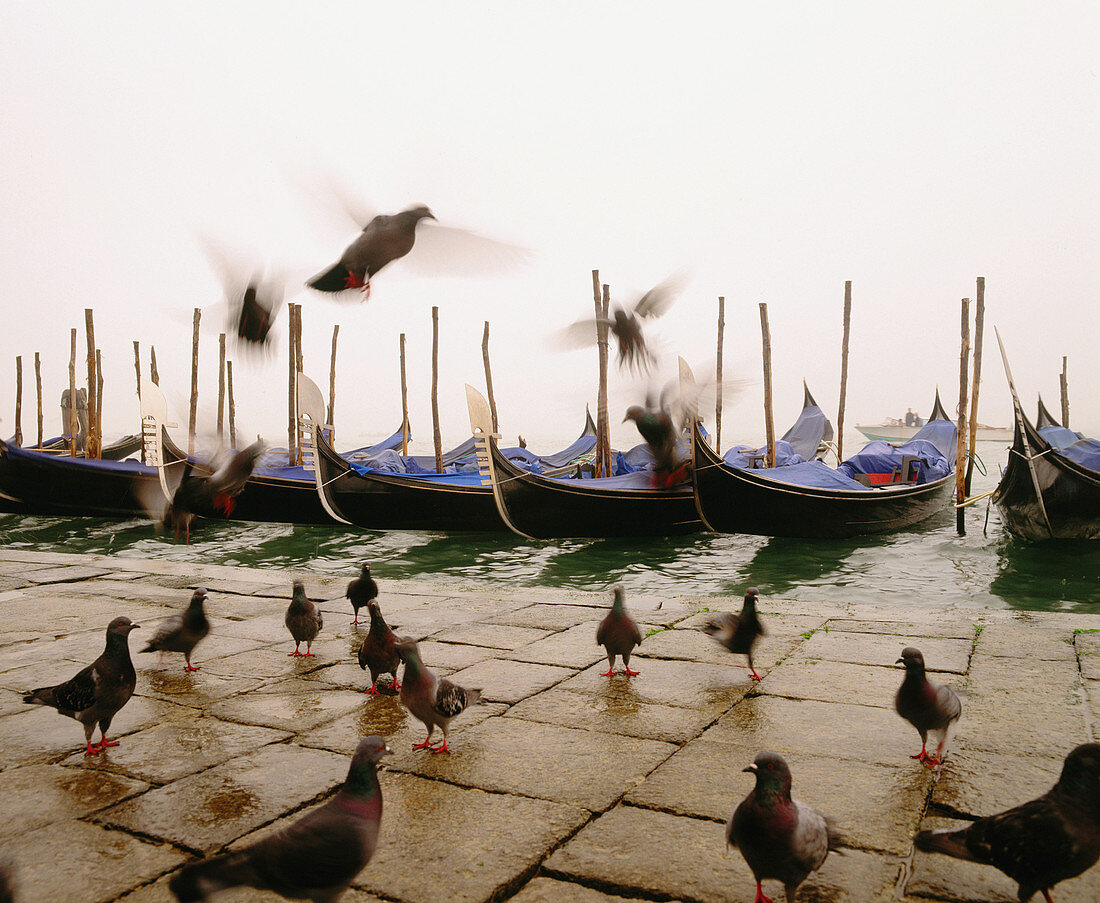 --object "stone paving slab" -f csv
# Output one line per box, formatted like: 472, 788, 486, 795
0, 593, 170, 635
507, 685, 717, 744
502, 621, 608, 669
758, 658, 912, 709
431, 622, 555, 650
116, 875, 388, 903
624, 739, 932, 855
638, 624, 801, 672
97, 743, 349, 854
23, 564, 113, 584
827, 617, 978, 639
0, 763, 149, 839
386, 716, 676, 812
443, 657, 576, 704
509, 877, 648, 903
976, 622, 1078, 660
796, 630, 972, 672
3, 818, 186, 903
557, 657, 752, 713
137, 668, 266, 706
545, 804, 902, 903
207, 683, 367, 733
488, 603, 609, 630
